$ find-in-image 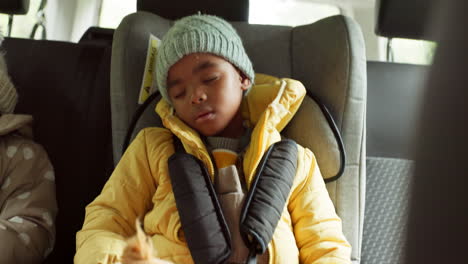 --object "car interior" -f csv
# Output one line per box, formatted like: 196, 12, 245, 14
1, 0, 466, 263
